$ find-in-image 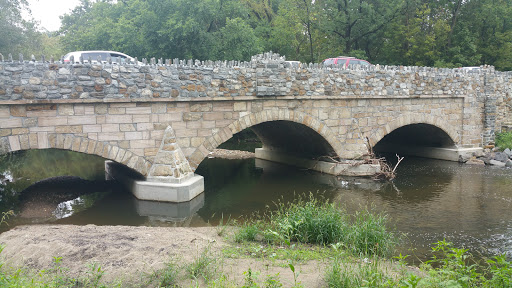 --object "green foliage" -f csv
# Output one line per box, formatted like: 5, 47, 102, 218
185, 246, 218, 281
345, 209, 395, 257
0, 211, 14, 227
4, 0, 512, 68
496, 131, 512, 151
265, 194, 348, 245
416, 240, 512, 288
234, 222, 261, 243
242, 268, 257, 287
484, 254, 512, 287
325, 257, 395, 288
262, 194, 397, 257
148, 259, 180, 287
213, 17, 263, 61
